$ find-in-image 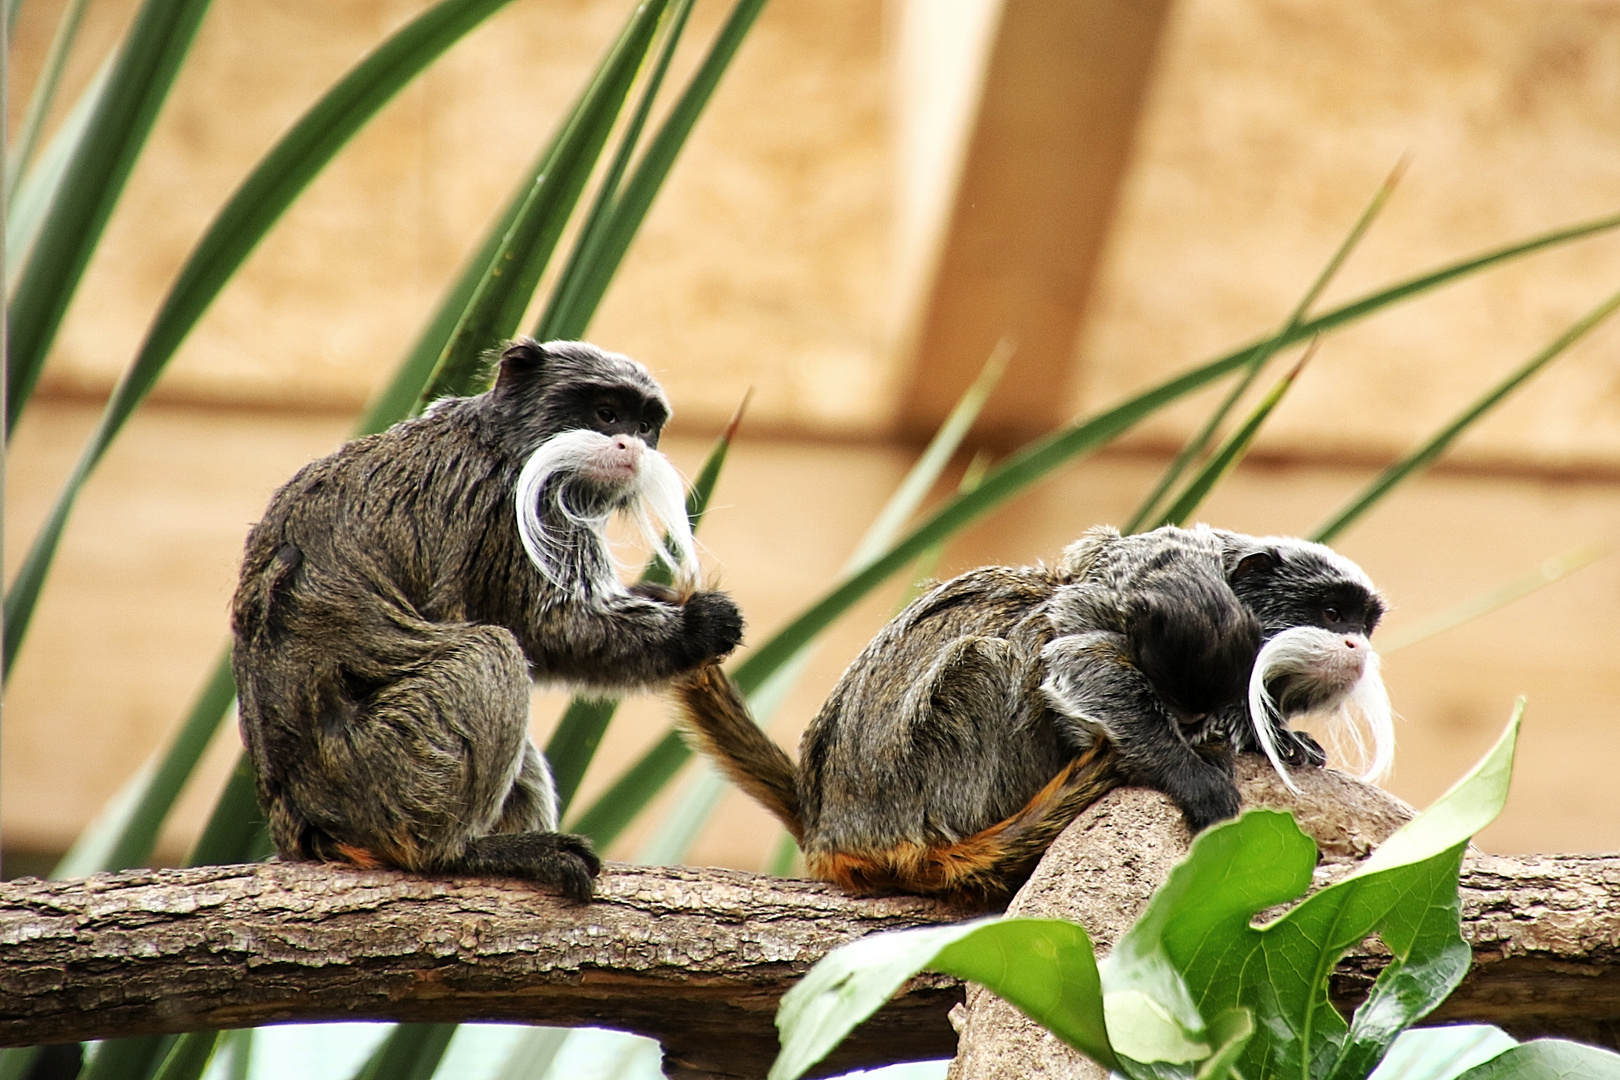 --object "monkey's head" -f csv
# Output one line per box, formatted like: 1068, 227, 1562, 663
1217, 531, 1393, 786
497, 339, 700, 599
